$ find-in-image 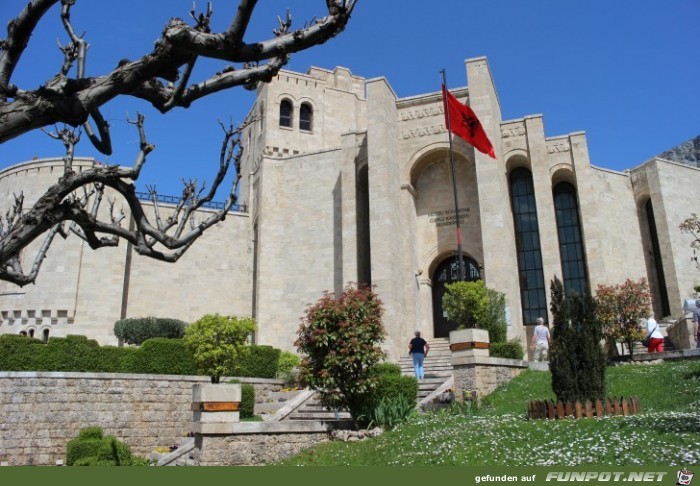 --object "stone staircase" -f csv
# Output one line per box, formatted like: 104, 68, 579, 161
283, 393, 351, 421
399, 338, 453, 401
